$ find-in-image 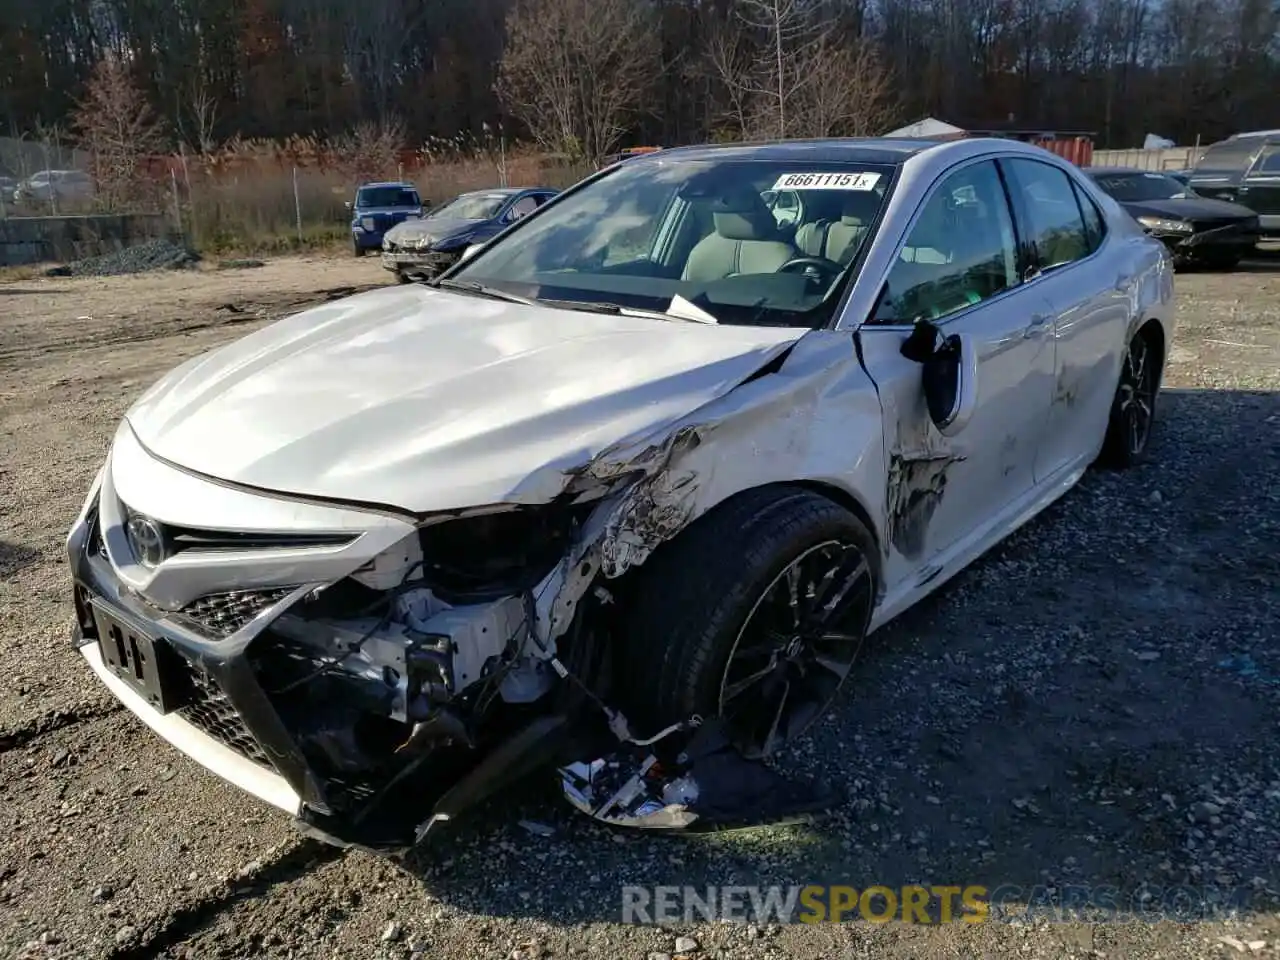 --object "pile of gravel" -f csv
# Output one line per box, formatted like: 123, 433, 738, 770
50, 237, 201, 278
